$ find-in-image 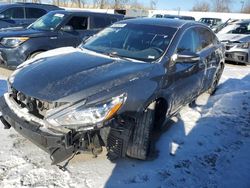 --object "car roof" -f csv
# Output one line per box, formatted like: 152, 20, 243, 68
0, 2, 58, 8
0, 3, 60, 11
53, 9, 124, 17
117, 18, 195, 29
